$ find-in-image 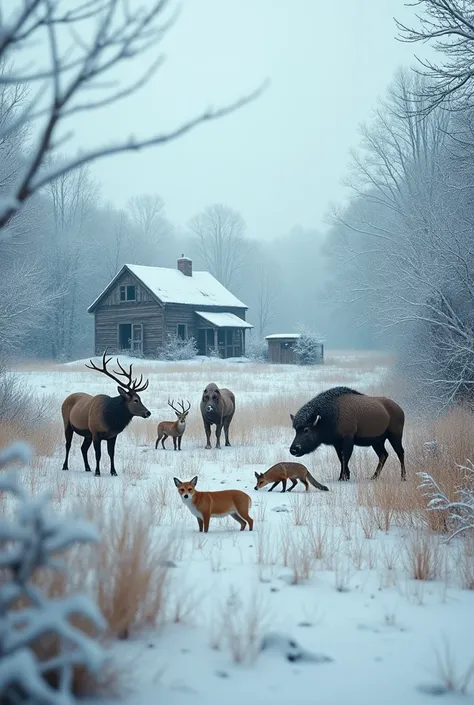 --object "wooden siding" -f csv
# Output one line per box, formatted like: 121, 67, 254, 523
267, 339, 297, 364
100, 271, 155, 306
94, 303, 163, 357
